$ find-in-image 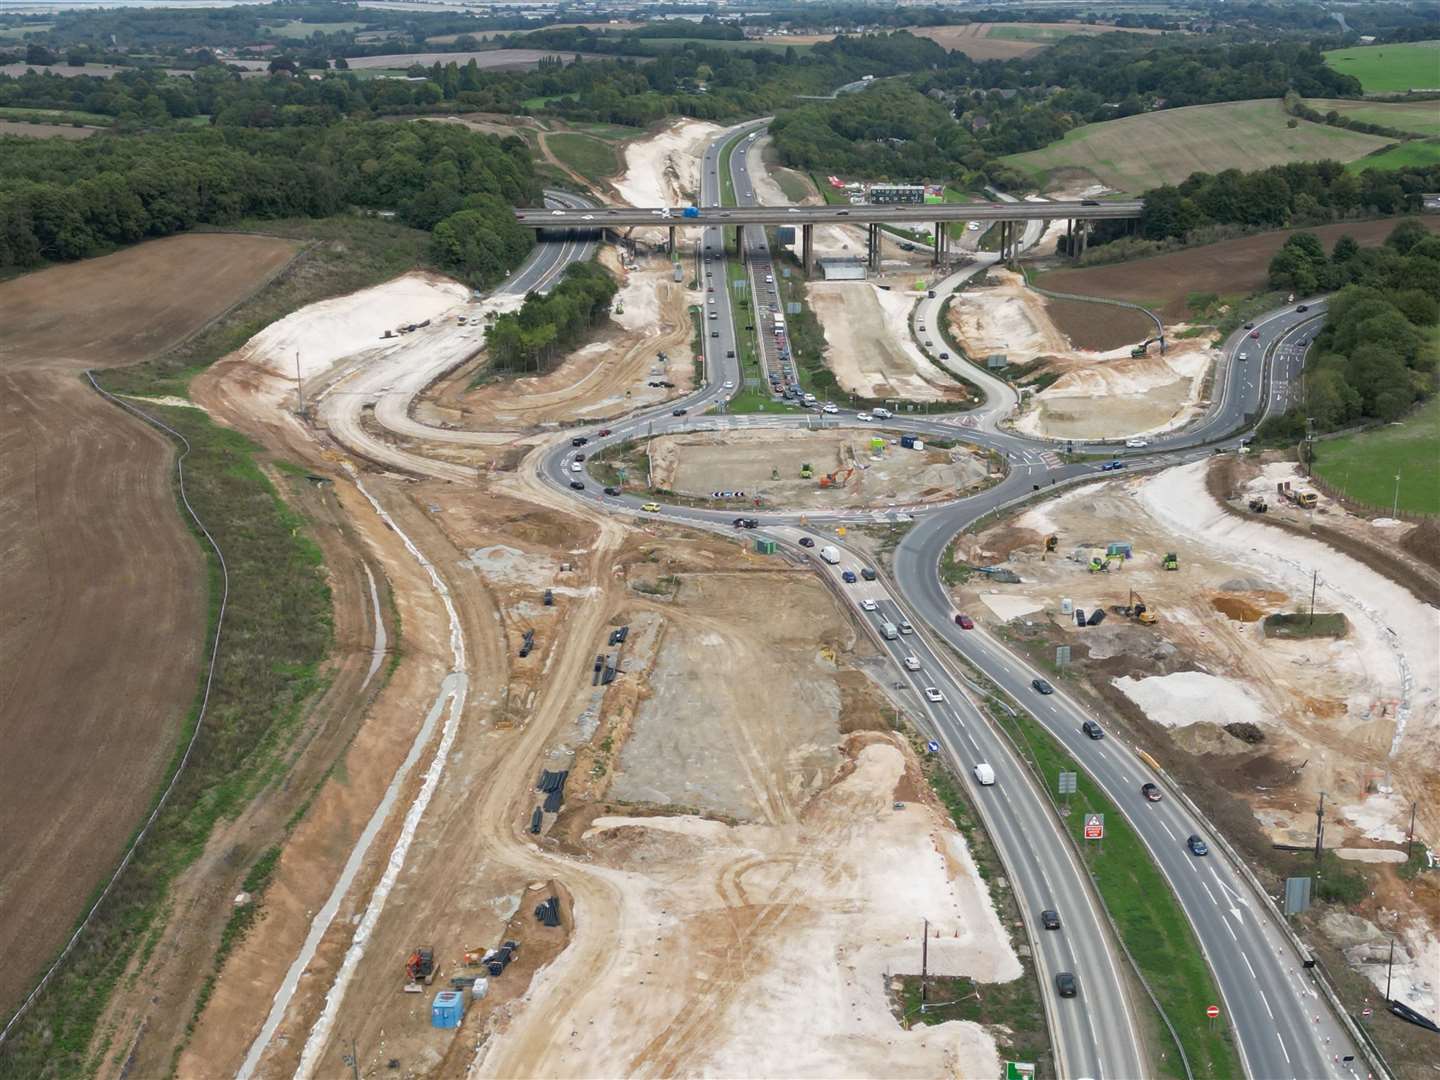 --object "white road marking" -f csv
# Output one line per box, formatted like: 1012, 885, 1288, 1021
1261, 990, 1275, 1019
1159, 821, 1177, 841
1202, 882, 1219, 907
1276, 1032, 1291, 1065
1242, 953, 1256, 979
